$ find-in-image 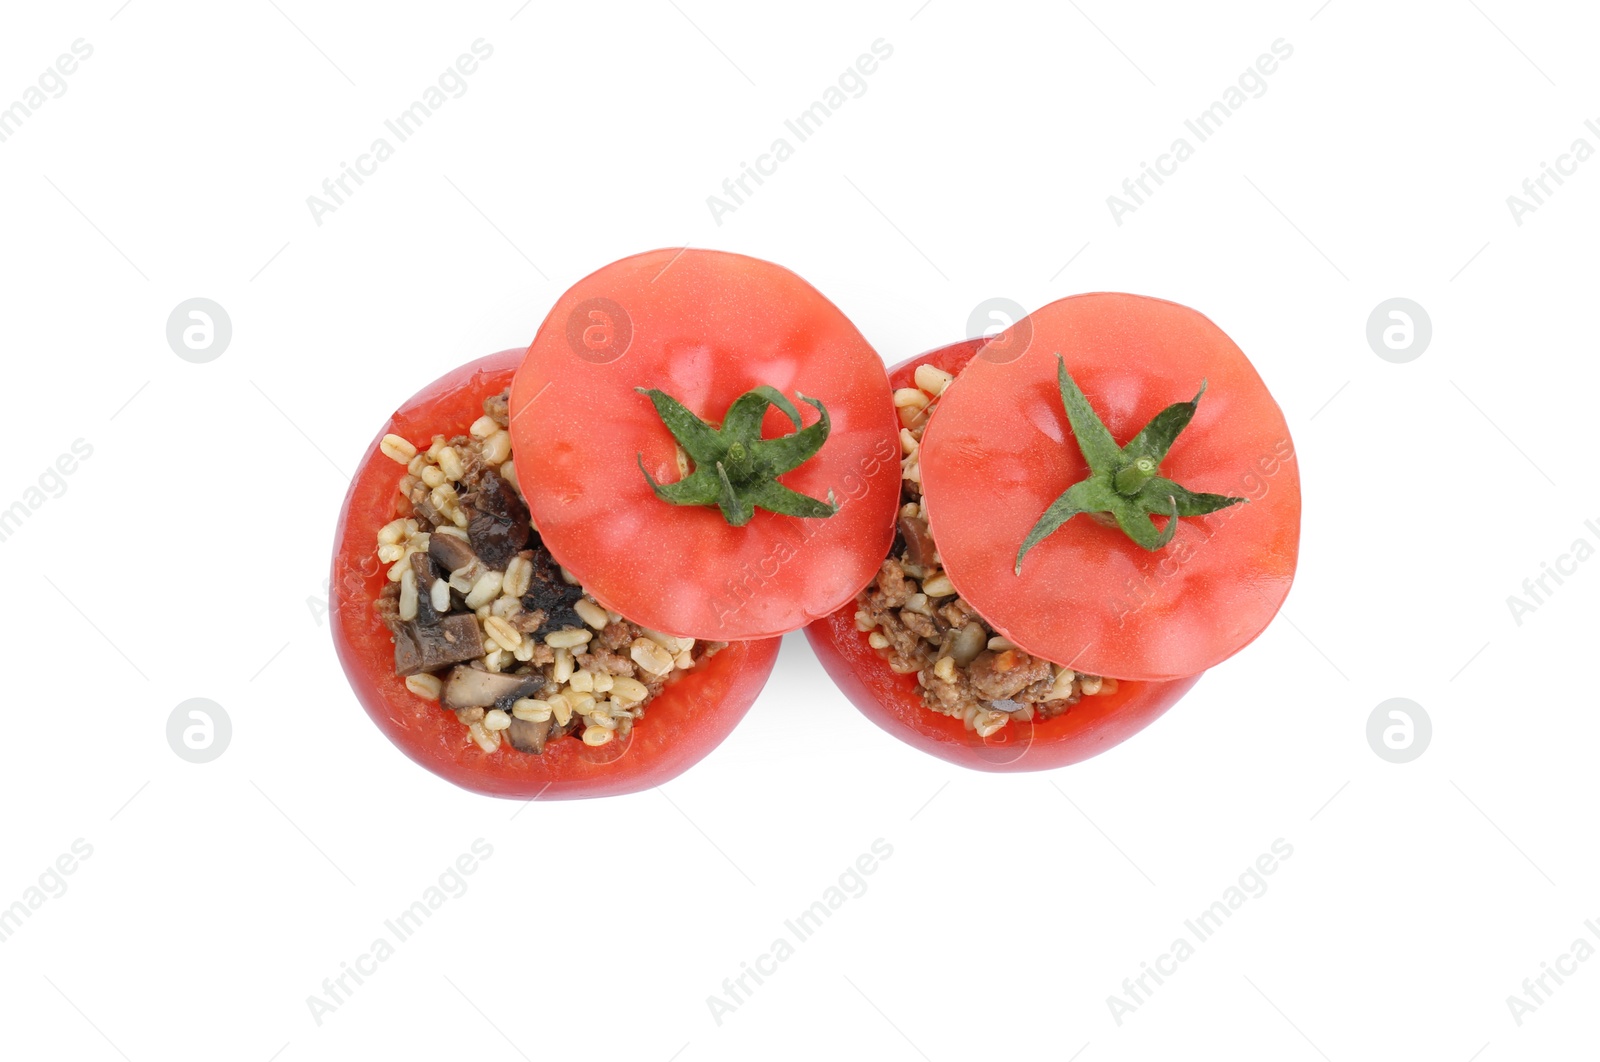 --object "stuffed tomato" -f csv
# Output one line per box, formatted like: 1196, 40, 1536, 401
332, 248, 901, 797
331, 349, 780, 799
807, 294, 1301, 771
